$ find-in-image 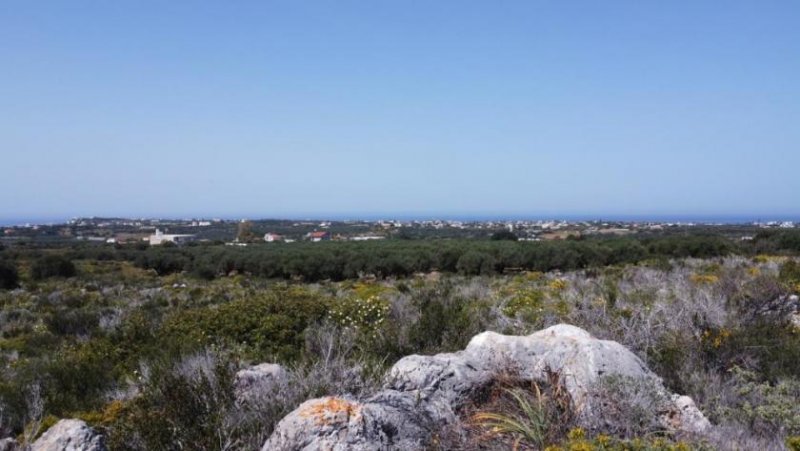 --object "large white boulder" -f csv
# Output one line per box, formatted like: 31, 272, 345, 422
263, 324, 710, 450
